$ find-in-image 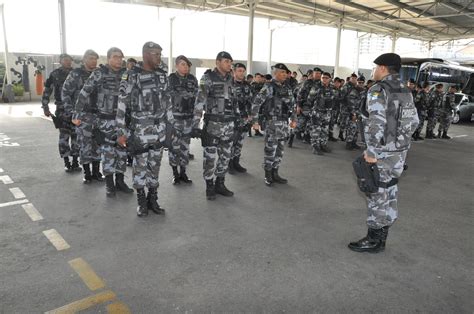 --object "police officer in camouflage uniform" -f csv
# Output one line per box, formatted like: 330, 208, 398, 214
425, 83, 444, 139
250, 73, 265, 137
192, 51, 238, 200
228, 62, 252, 175
167, 55, 198, 185
77, 47, 133, 197
296, 67, 322, 143
437, 85, 458, 139
252, 63, 295, 186
348, 53, 419, 253
42, 53, 80, 172
328, 77, 342, 142
412, 82, 430, 141
308, 72, 335, 155
340, 73, 362, 150
117, 42, 173, 217
64, 50, 103, 183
